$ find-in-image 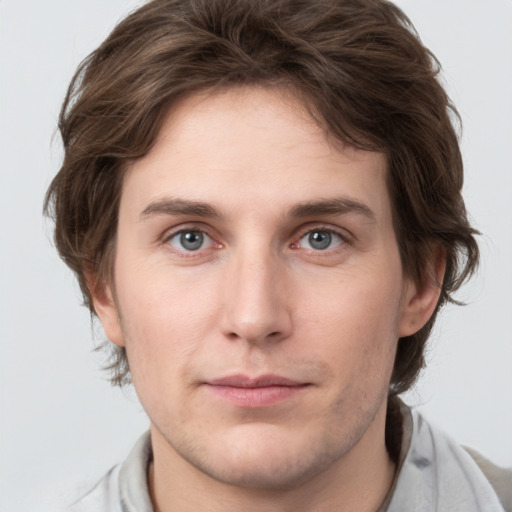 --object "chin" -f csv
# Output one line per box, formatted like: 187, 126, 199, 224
199, 451, 334, 491
173, 423, 359, 491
